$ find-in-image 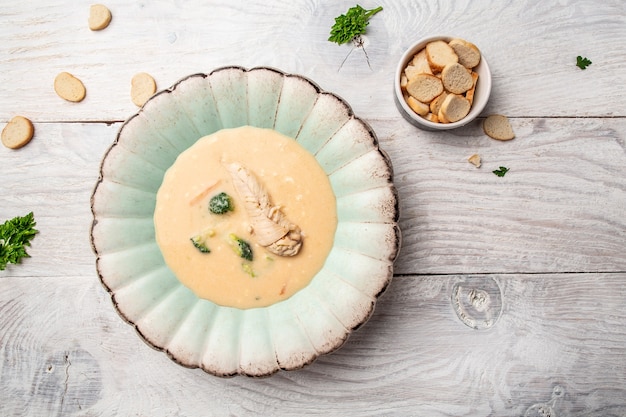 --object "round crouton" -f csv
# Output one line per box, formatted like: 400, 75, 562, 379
439, 94, 471, 123
1, 116, 34, 149
441, 63, 474, 94
483, 114, 515, 140
425, 40, 458, 72
406, 73, 444, 103
448, 38, 481, 68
